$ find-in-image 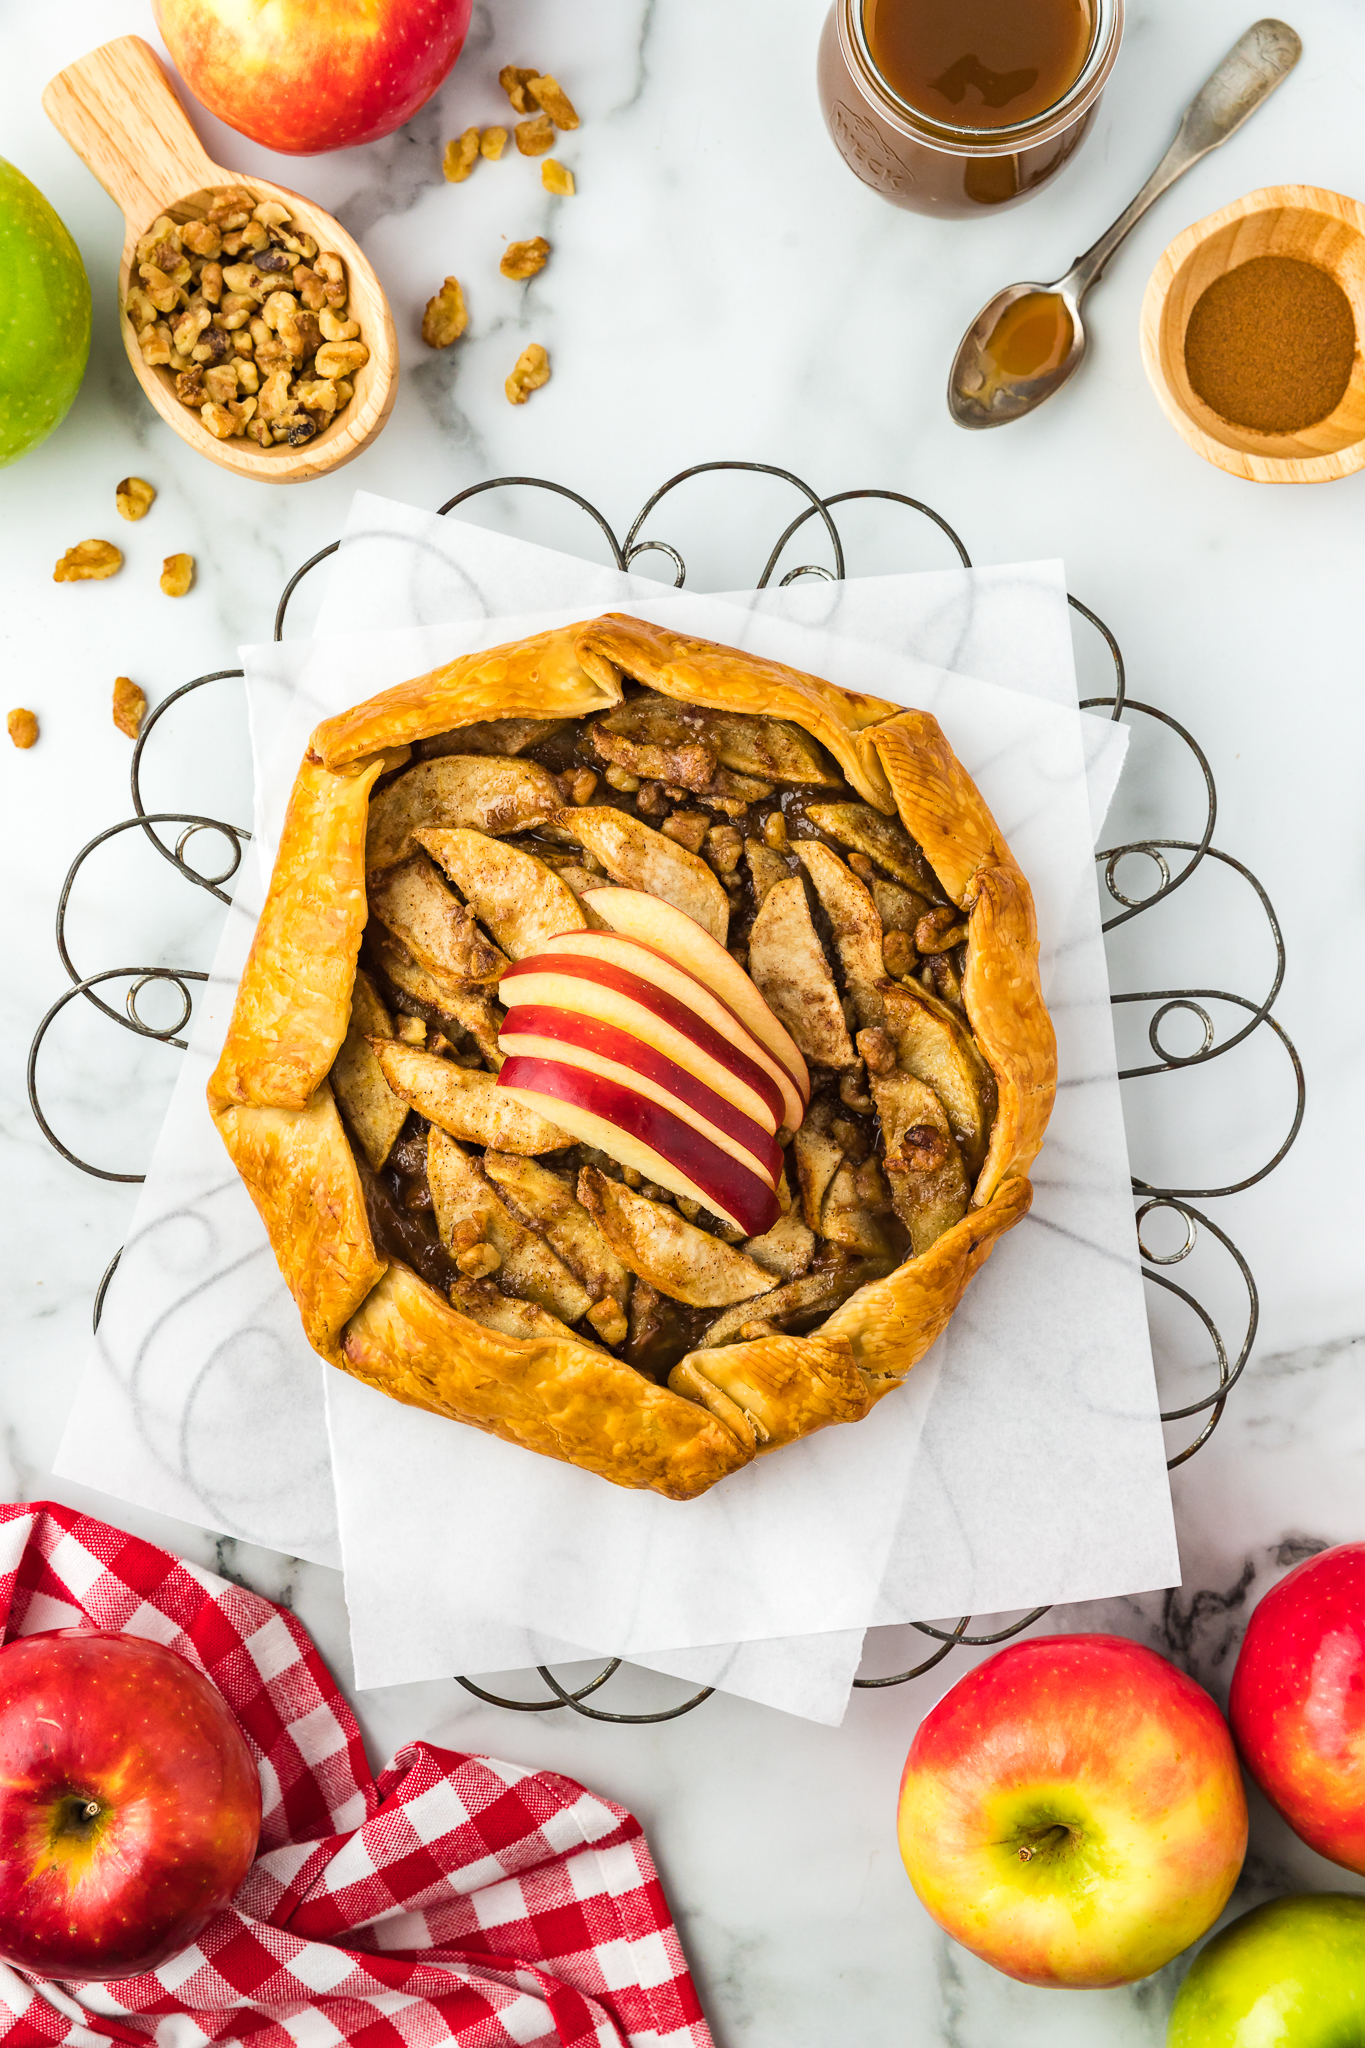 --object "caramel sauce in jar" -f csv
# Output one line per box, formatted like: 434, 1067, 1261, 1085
865, 0, 1094, 128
